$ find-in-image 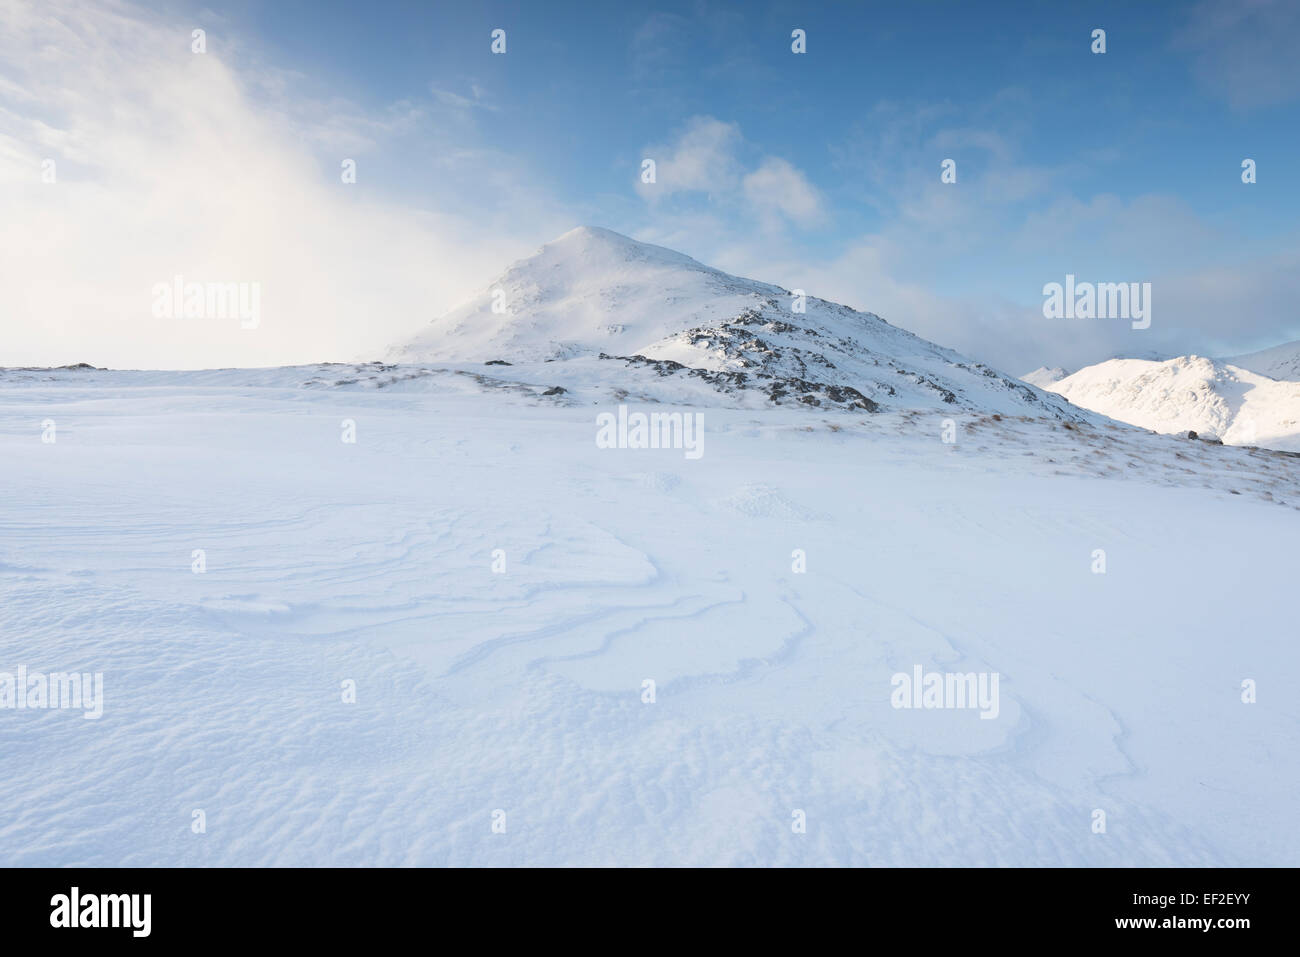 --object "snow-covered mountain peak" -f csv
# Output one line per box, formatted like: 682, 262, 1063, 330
390, 227, 1083, 419
392, 226, 784, 366
539, 225, 725, 276
1021, 366, 1071, 388
1043, 353, 1300, 450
